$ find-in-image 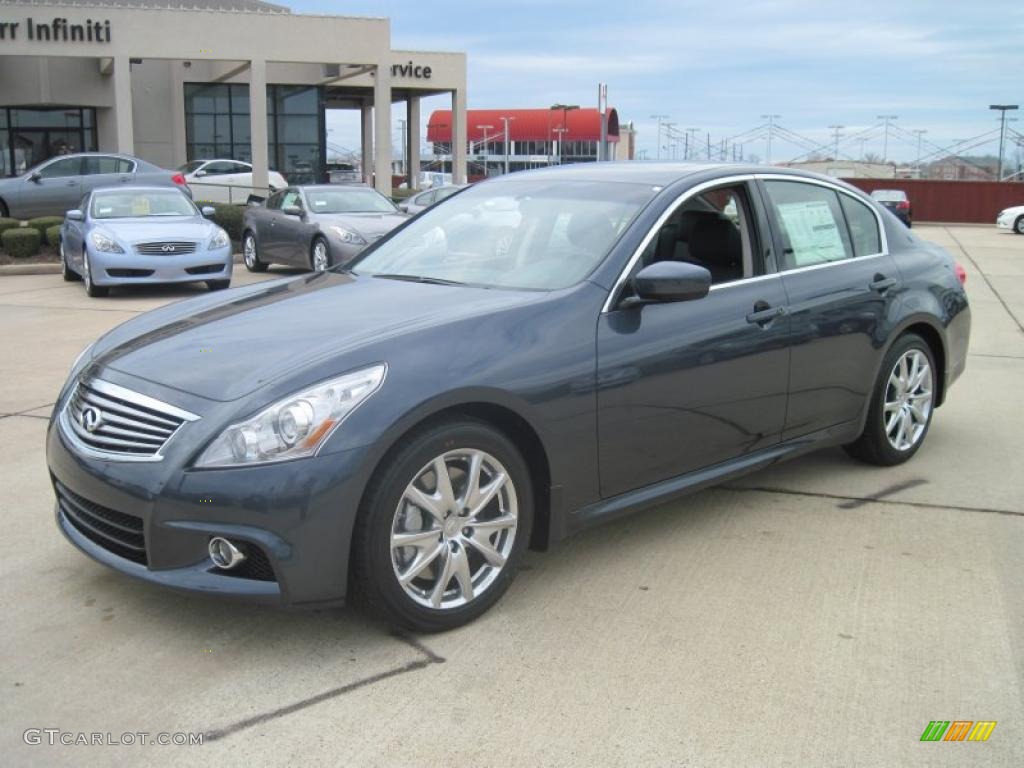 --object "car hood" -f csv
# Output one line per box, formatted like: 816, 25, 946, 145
1000, 205, 1024, 215
316, 212, 408, 239
91, 273, 543, 402
93, 216, 216, 243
